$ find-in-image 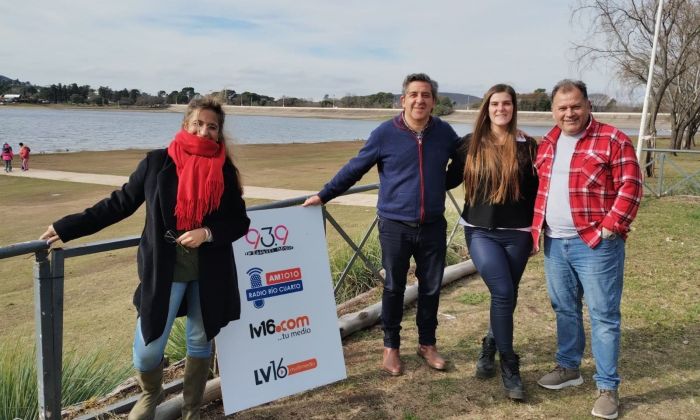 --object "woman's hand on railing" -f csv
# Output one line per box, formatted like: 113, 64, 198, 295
302, 195, 322, 207
39, 225, 61, 245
